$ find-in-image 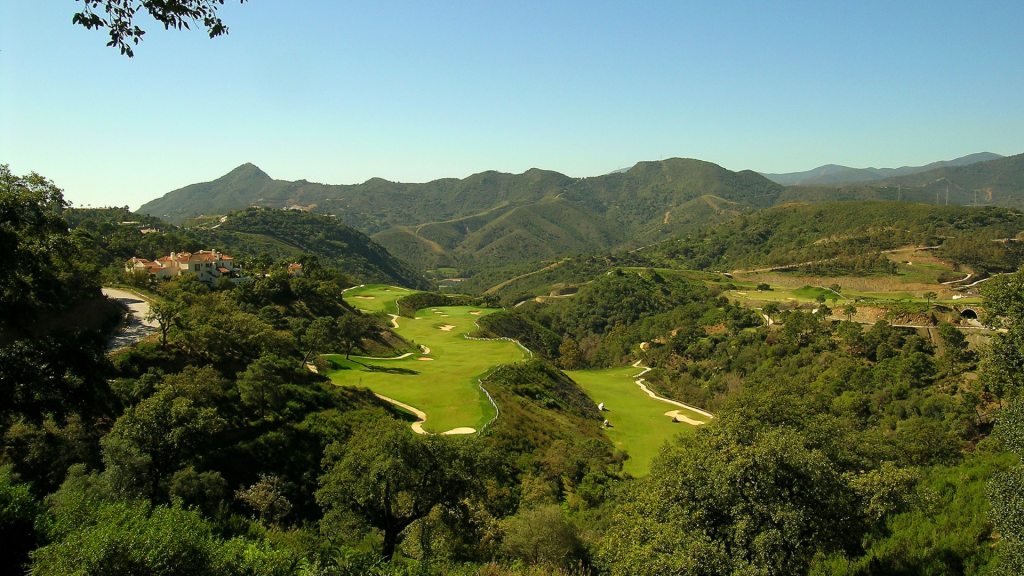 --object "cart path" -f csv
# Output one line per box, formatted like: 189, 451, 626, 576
373, 393, 476, 436
103, 288, 159, 351
630, 360, 714, 422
